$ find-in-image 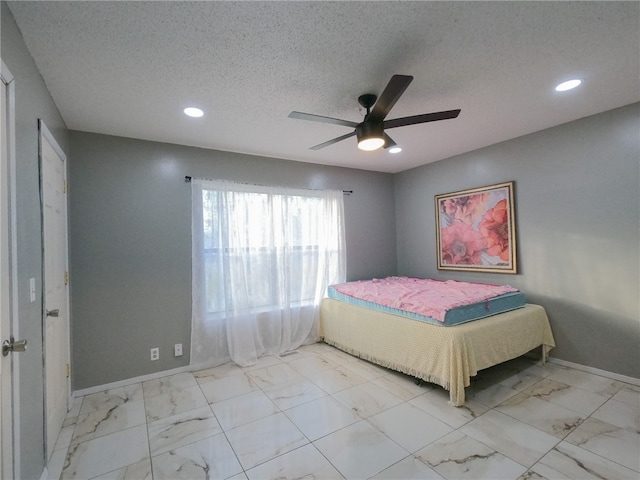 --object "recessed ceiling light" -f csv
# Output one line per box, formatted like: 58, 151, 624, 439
389, 147, 402, 154
184, 107, 204, 118
555, 79, 582, 92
